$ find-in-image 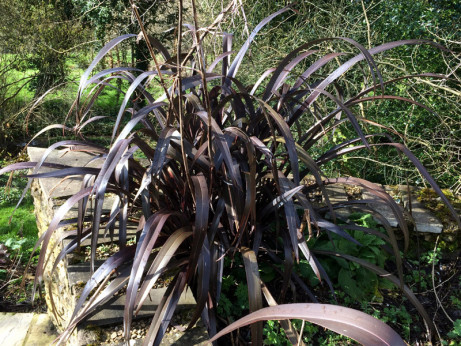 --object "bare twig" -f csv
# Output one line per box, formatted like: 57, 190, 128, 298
432, 236, 454, 325
297, 320, 305, 345
414, 78, 461, 97
361, 0, 372, 50
191, 0, 215, 196
176, 0, 195, 203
